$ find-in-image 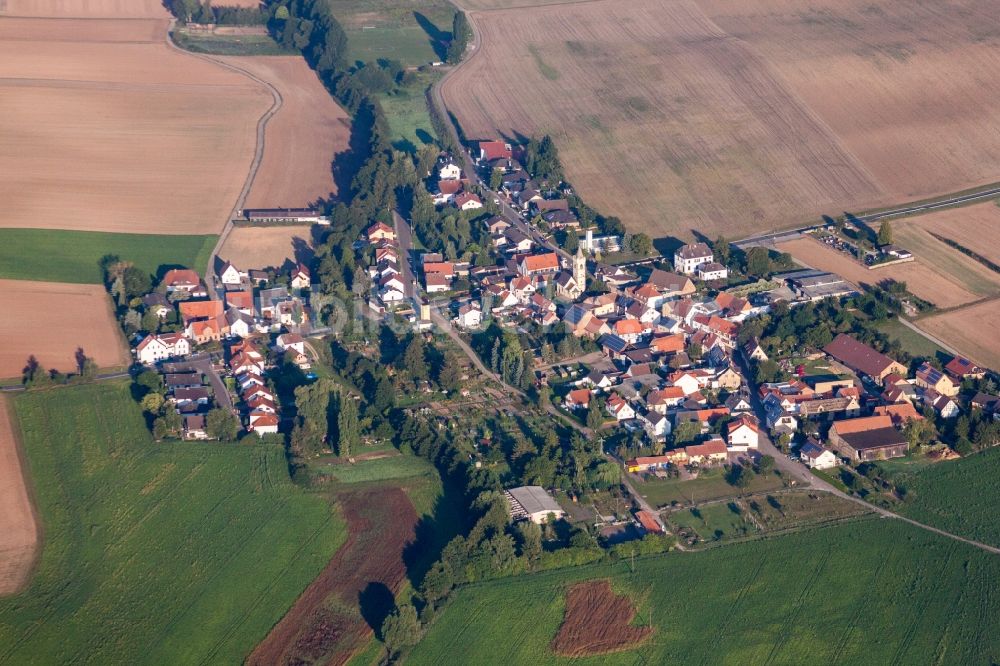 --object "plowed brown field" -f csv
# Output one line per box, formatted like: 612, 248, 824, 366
0, 280, 129, 378
0, 7, 270, 234
248, 488, 419, 666
551, 579, 652, 657
219, 225, 314, 269
917, 298, 1000, 371
218, 56, 351, 209
446, 0, 1000, 239
899, 203, 1000, 268
0, 396, 39, 596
